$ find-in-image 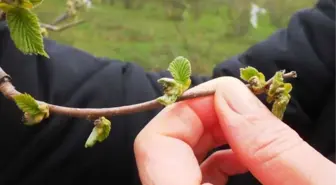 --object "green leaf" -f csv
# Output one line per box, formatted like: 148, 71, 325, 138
271, 94, 290, 120
157, 94, 179, 106
13, 93, 49, 125
267, 71, 284, 97
157, 57, 193, 106
23, 111, 45, 125
13, 93, 40, 115
6, 7, 49, 58
283, 83, 292, 93
156, 78, 186, 106
240, 66, 265, 83
168, 56, 192, 85
85, 117, 111, 148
